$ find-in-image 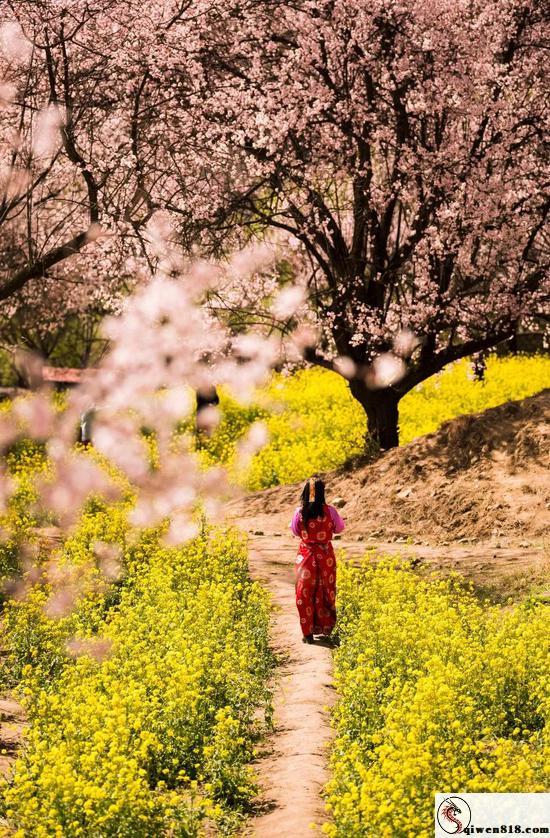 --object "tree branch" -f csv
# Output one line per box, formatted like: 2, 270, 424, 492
0, 229, 94, 301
